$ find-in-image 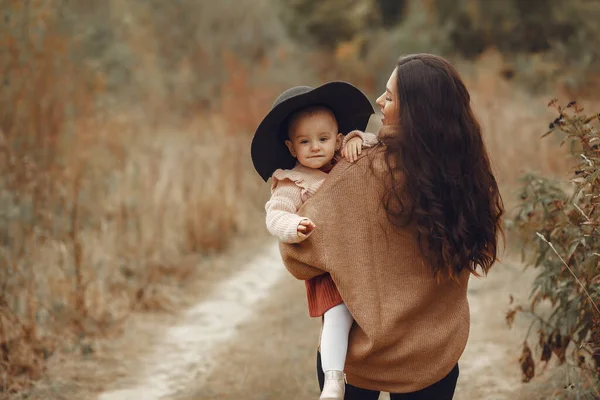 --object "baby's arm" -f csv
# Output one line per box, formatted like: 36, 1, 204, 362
340, 130, 380, 162
265, 179, 315, 243
343, 130, 379, 148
